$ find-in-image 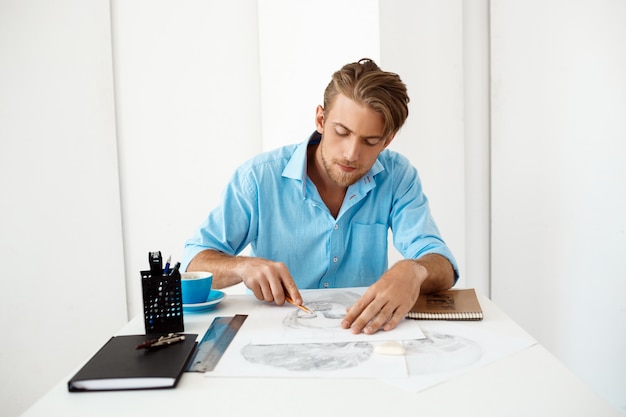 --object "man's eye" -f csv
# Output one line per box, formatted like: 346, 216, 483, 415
335, 129, 349, 137
365, 138, 383, 146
